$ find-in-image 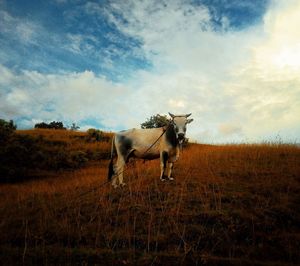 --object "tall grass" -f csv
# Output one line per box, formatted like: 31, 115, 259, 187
0, 142, 299, 265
